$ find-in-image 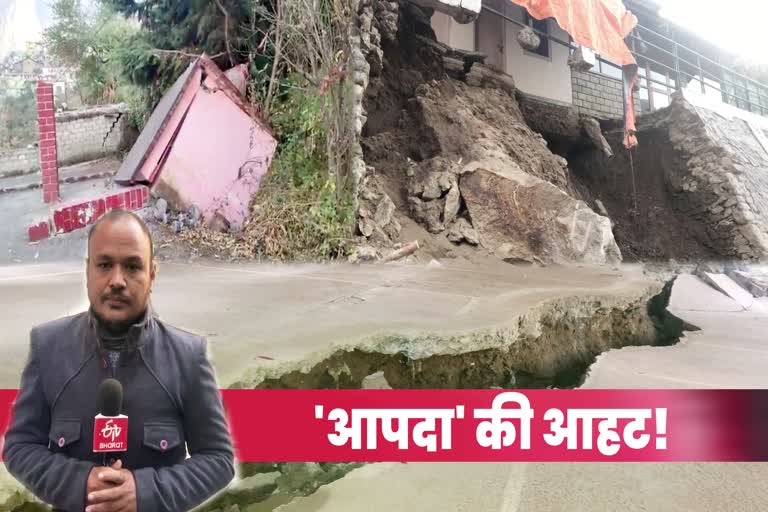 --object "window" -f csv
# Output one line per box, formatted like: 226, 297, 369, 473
524, 12, 550, 58
595, 59, 622, 80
